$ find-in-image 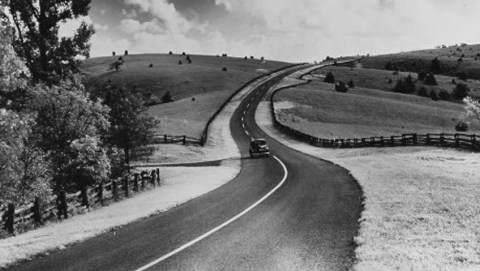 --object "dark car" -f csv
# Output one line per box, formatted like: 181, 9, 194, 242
249, 138, 270, 158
